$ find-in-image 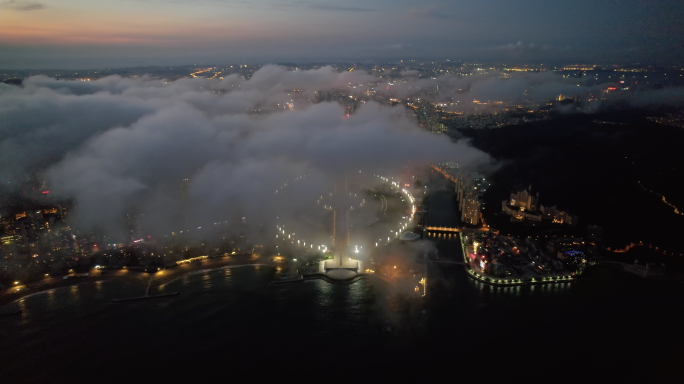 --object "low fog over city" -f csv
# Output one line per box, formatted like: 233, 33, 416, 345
2, 1, 684, 382
1, 66, 494, 238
